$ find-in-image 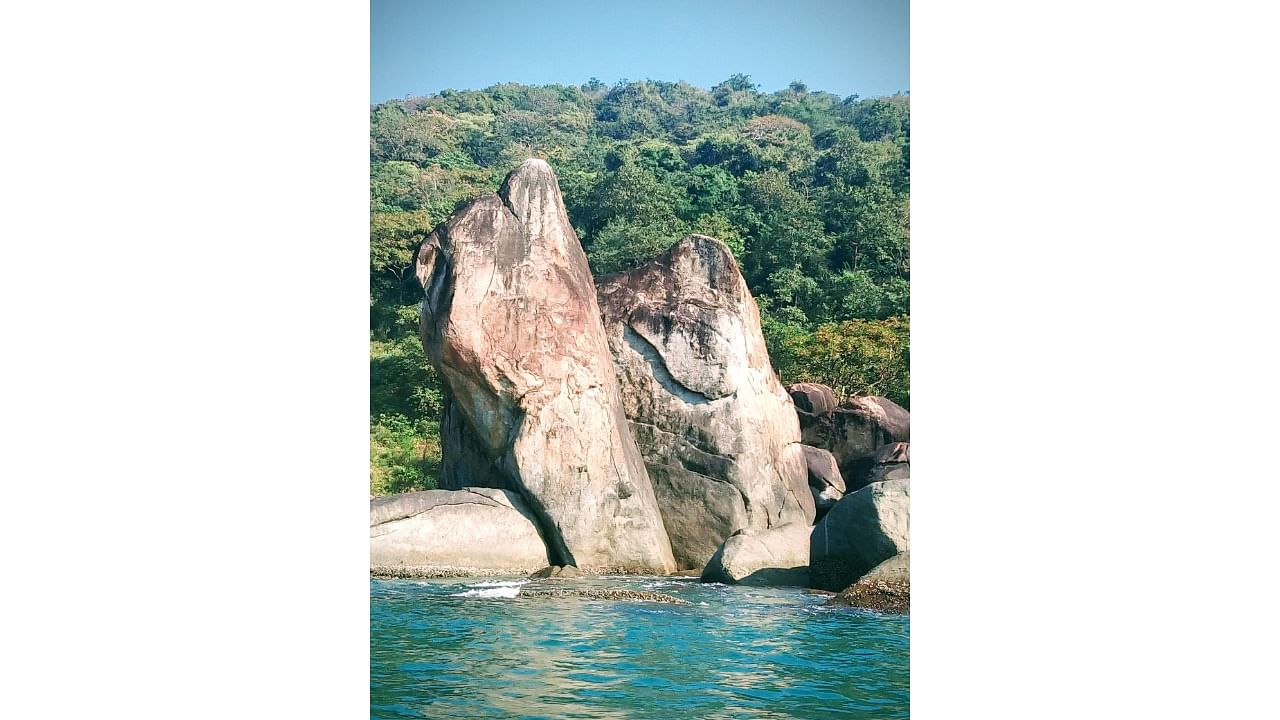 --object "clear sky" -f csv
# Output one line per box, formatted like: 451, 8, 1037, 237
371, 0, 908, 103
